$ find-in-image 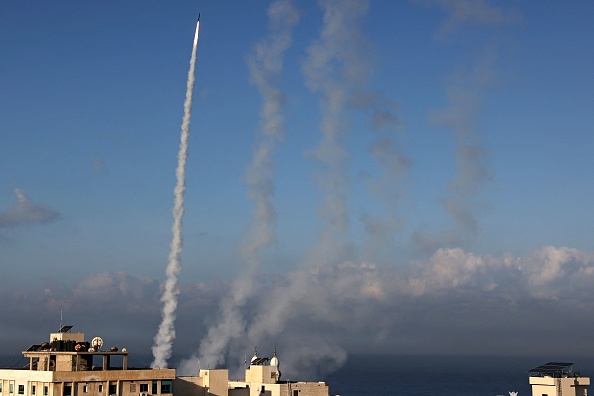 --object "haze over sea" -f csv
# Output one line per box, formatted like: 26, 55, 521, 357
324, 355, 594, 396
